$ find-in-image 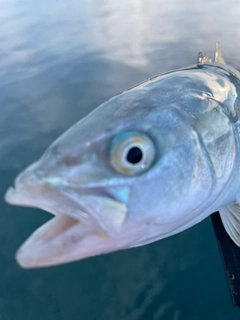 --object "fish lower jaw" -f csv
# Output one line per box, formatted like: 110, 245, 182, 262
15, 214, 100, 268
15, 211, 140, 269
